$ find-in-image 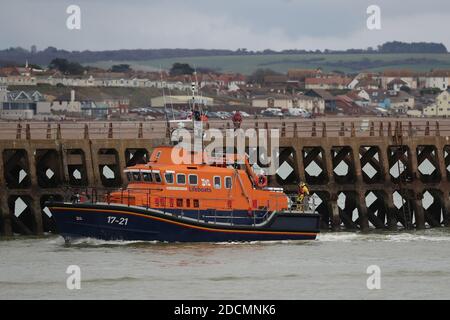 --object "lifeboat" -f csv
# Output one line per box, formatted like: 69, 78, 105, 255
46, 79, 320, 242
48, 145, 320, 243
